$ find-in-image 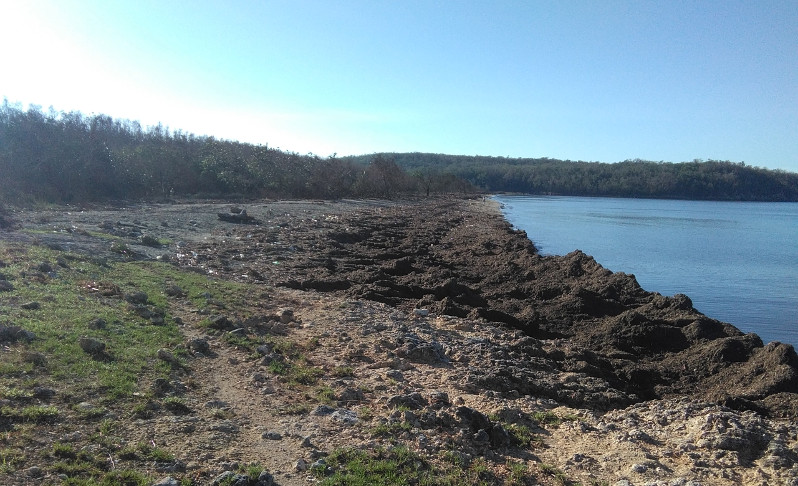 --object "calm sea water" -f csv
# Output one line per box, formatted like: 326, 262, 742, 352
495, 195, 798, 347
